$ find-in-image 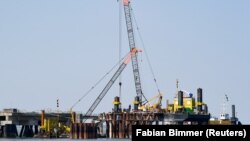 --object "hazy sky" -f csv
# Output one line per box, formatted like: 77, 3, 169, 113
0, 0, 249, 123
